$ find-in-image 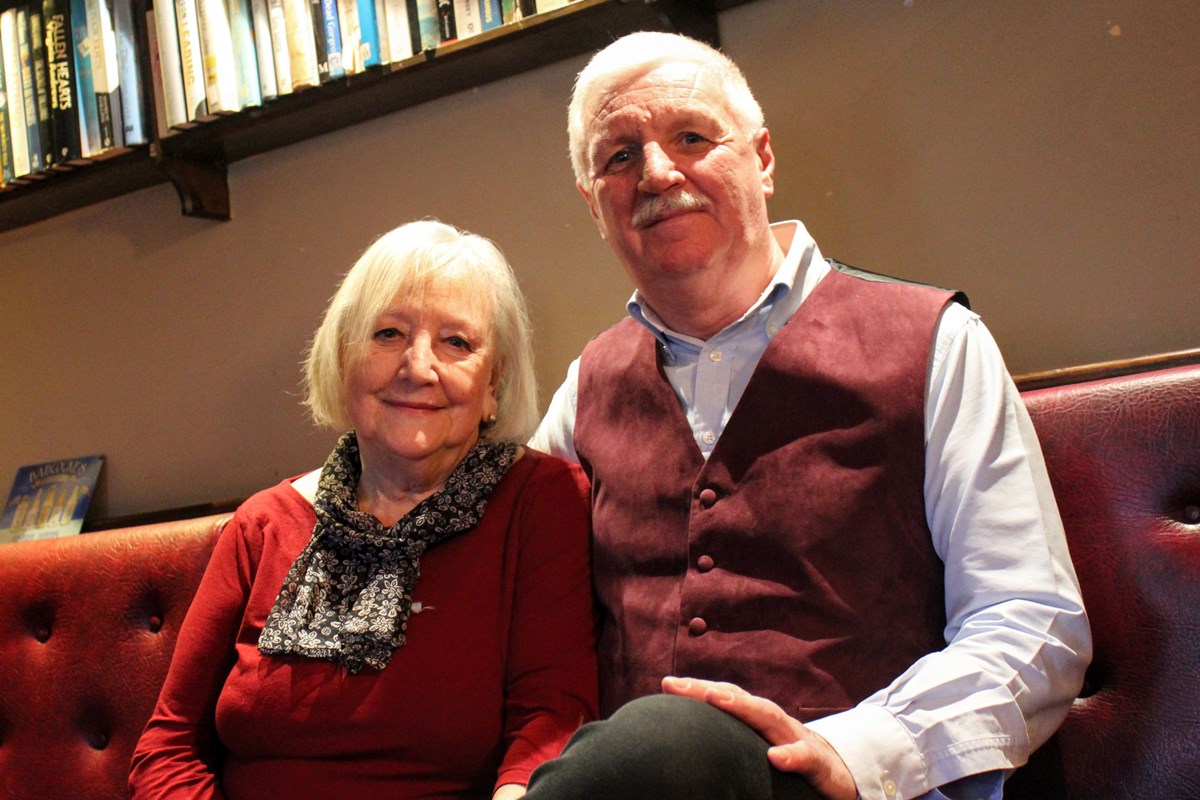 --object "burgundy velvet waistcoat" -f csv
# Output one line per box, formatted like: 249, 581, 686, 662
576, 265, 959, 719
